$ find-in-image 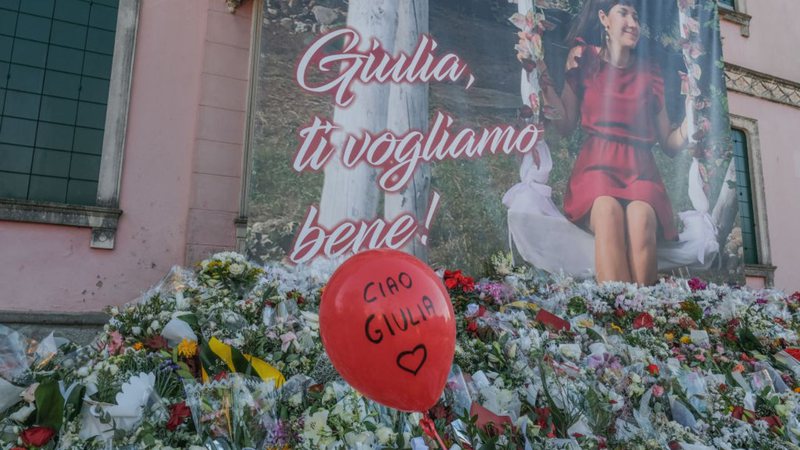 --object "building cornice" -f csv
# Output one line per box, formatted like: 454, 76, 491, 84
725, 63, 800, 109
